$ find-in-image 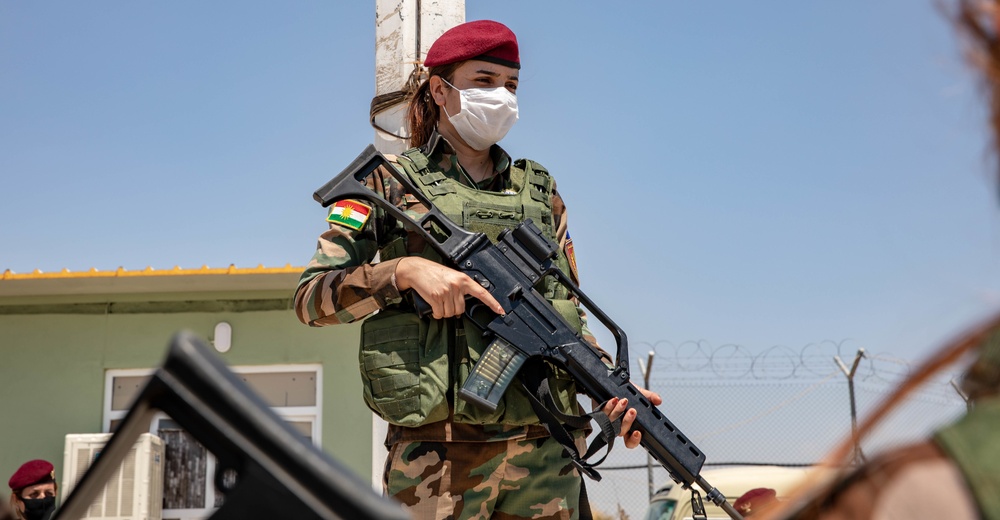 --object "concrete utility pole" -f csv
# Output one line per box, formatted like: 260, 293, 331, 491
374, 0, 465, 154
371, 0, 464, 489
